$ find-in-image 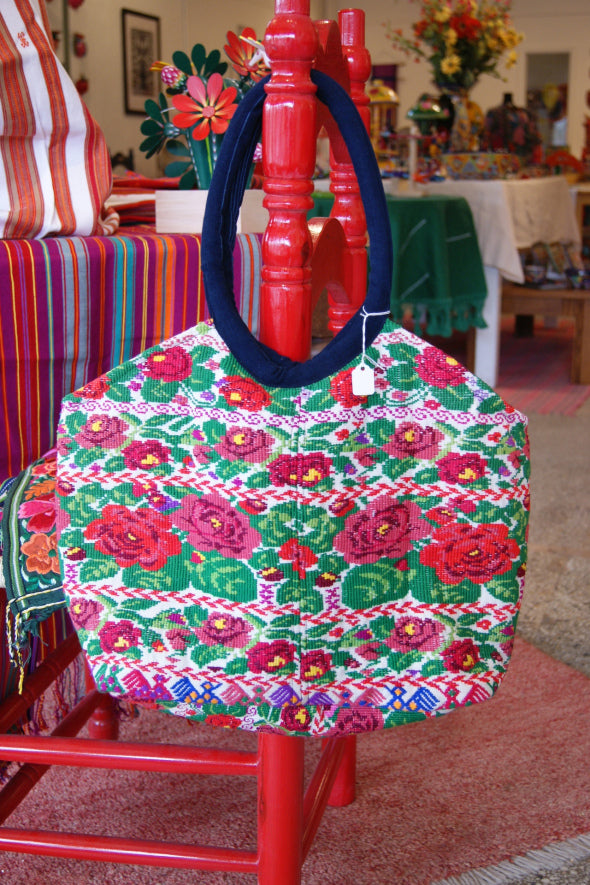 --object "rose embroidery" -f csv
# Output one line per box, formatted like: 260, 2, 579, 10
73, 375, 110, 400
18, 495, 56, 534
144, 346, 192, 381
419, 522, 520, 585
385, 617, 444, 652
383, 422, 444, 460
441, 638, 480, 672
20, 533, 60, 575
269, 453, 332, 487
98, 620, 142, 654
437, 452, 487, 484
195, 613, 253, 648
301, 650, 332, 681
85, 504, 181, 571
74, 414, 129, 449
172, 492, 261, 558
279, 539, 318, 579
219, 375, 270, 411
214, 425, 274, 463
69, 598, 104, 631
281, 705, 312, 732
334, 496, 431, 564
122, 439, 171, 470
247, 639, 295, 674
329, 368, 368, 407
415, 347, 467, 388
327, 707, 384, 735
